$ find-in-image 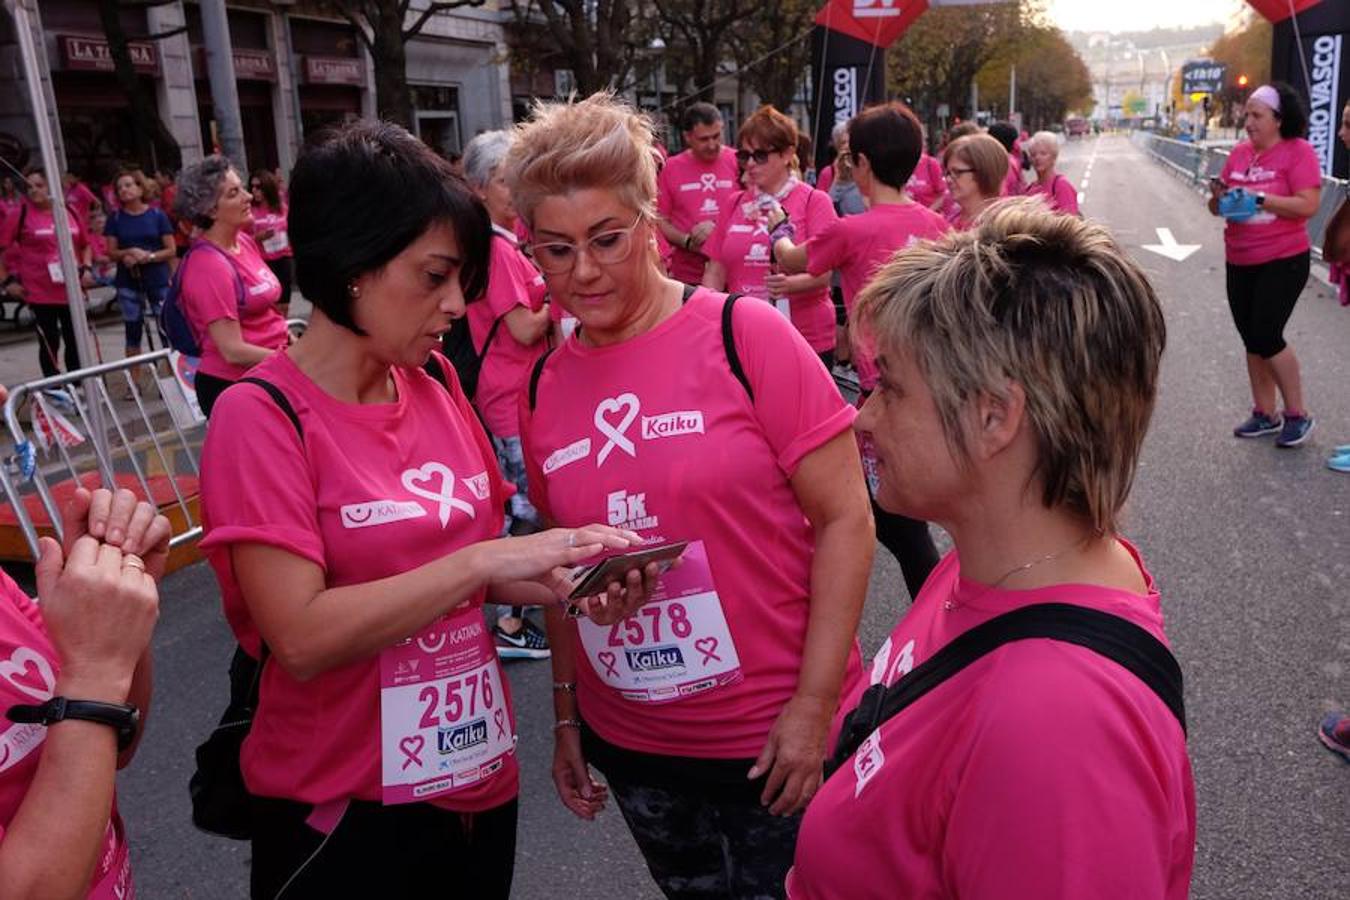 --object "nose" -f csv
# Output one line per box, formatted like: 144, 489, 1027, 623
439, 277, 467, 317
572, 241, 603, 282
855, 391, 879, 434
